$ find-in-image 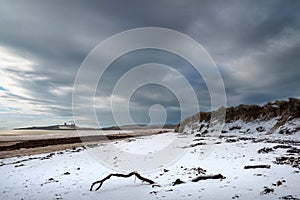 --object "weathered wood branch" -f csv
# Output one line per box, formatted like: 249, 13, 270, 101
90, 171, 226, 191
90, 172, 155, 191
191, 173, 225, 182
244, 165, 271, 169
